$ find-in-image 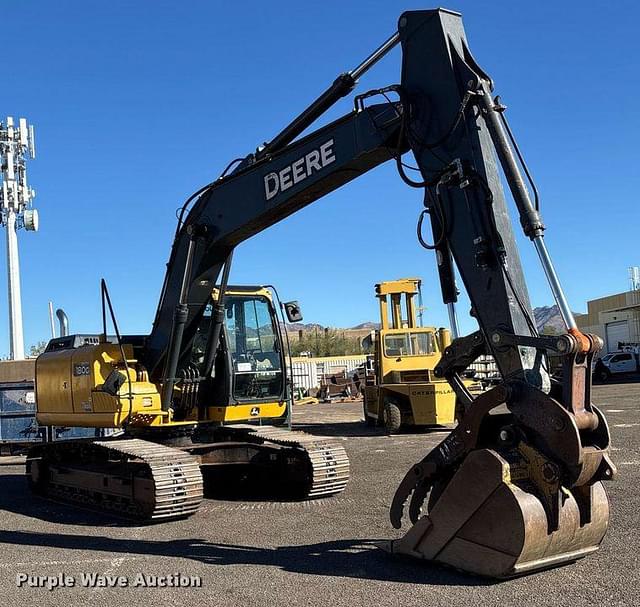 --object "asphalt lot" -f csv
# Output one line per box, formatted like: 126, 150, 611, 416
0, 381, 638, 607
